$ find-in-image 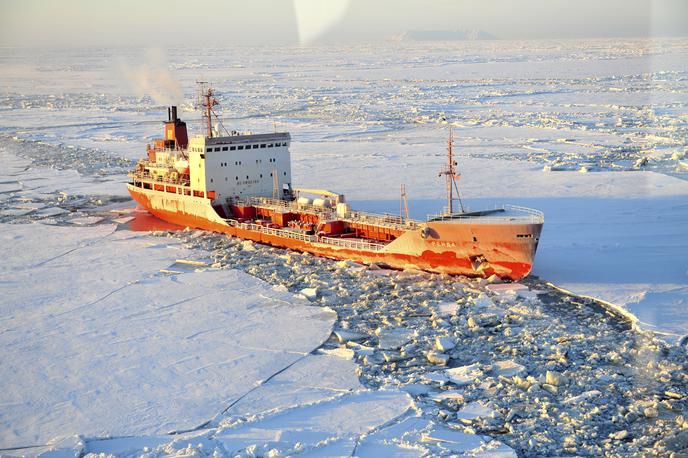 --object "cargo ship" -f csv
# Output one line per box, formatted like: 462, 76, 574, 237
128, 86, 543, 280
